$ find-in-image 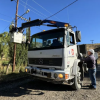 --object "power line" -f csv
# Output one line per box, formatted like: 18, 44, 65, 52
1, 13, 43, 33
20, 0, 48, 17
45, 0, 78, 20
16, 15, 43, 31
67, 8, 69, 23
1, 16, 43, 33
19, 1, 45, 18
1, 0, 45, 32
2, 24, 11, 32
0, 18, 11, 23
1, 18, 43, 32
13, 0, 45, 18
24, 0, 28, 12
31, 0, 60, 20
35, 27, 43, 31
24, 0, 28, 20
0, 12, 14, 19
1, 18, 15, 33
